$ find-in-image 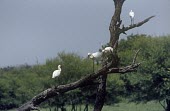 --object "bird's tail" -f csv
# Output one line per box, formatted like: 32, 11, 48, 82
52, 75, 55, 78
